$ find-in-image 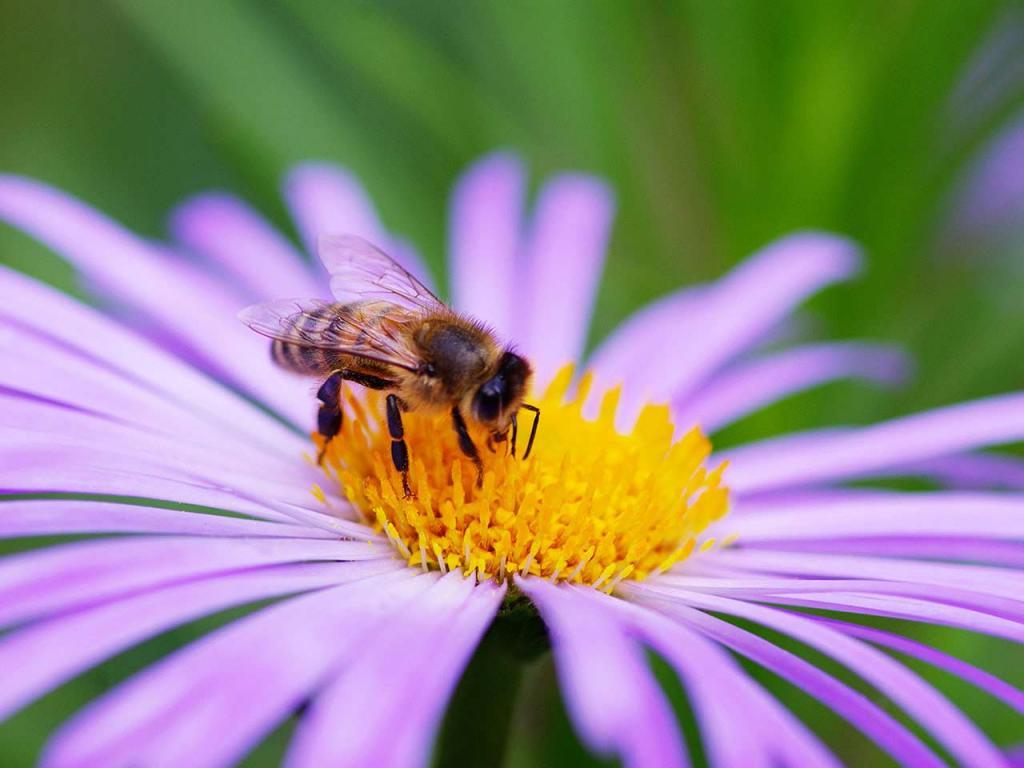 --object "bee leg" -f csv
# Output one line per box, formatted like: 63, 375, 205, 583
510, 413, 519, 458
386, 393, 413, 498
489, 430, 508, 456
524, 405, 540, 460
451, 407, 483, 487
316, 371, 345, 464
